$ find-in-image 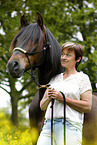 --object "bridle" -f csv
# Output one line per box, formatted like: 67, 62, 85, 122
13, 42, 50, 88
